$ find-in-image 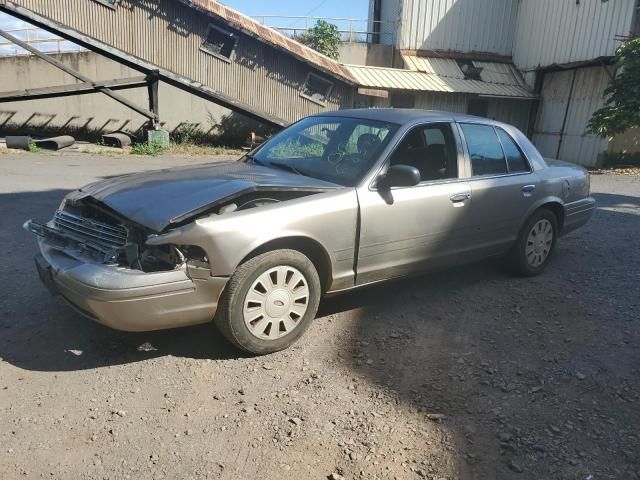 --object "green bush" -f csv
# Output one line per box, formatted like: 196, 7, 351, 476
296, 20, 341, 60
588, 38, 640, 137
